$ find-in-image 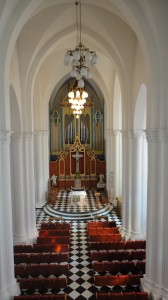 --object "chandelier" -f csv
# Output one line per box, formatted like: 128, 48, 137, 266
68, 82, 88, 118
64, 0, 97, 88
